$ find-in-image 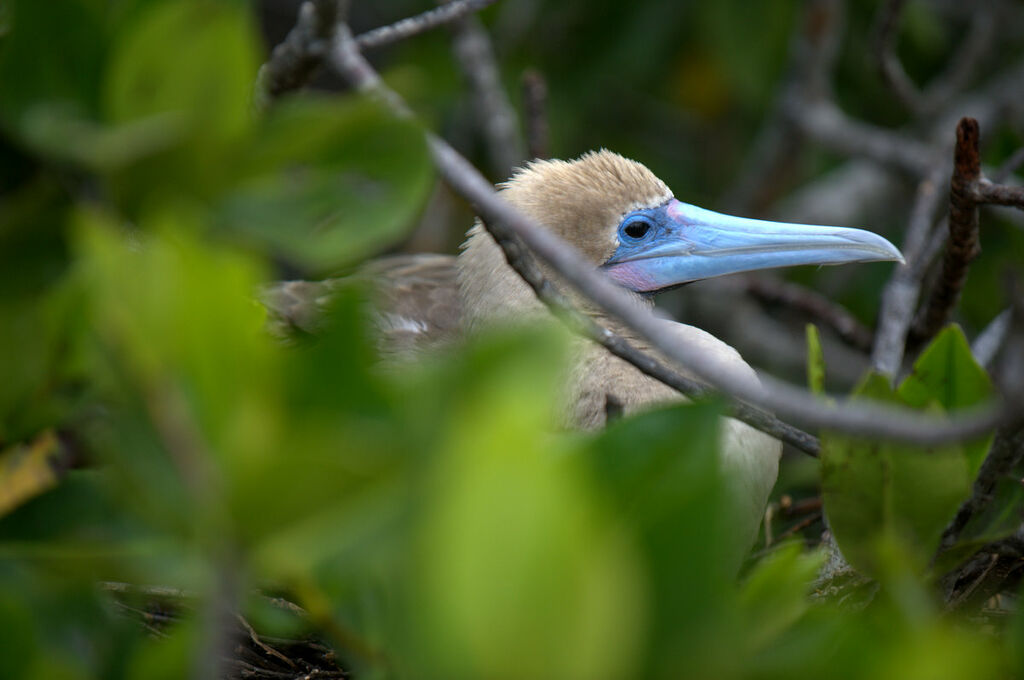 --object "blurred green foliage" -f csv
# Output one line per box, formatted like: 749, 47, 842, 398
0, 0, 1022, 678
